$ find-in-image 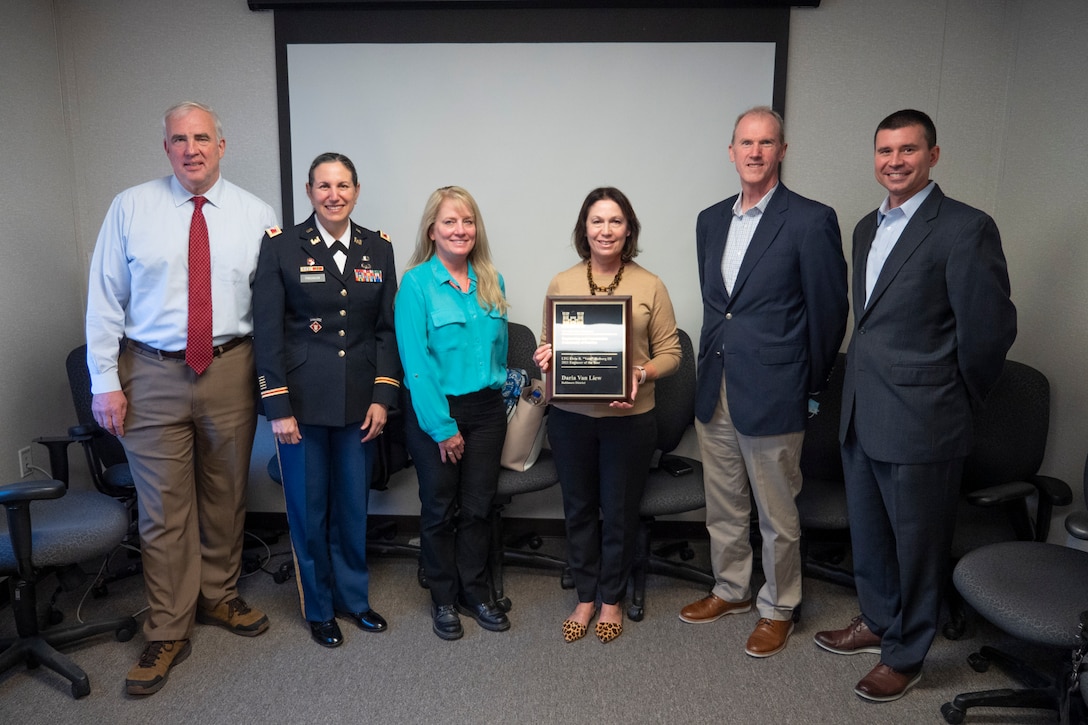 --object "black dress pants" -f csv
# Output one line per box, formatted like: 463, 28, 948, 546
405, 388, 506, 607
548, 407, 656, 605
